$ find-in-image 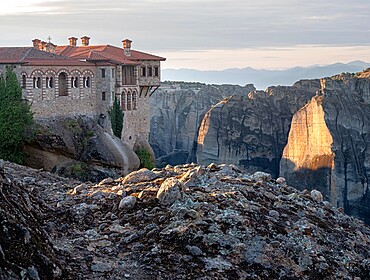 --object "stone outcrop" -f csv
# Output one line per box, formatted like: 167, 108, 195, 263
1, 161, 369, 279
150, 82, 255, 166
281, 71, 370, 224
196, 84, 318, 177
24, 115, 140, 181
195, 70, 370, 224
